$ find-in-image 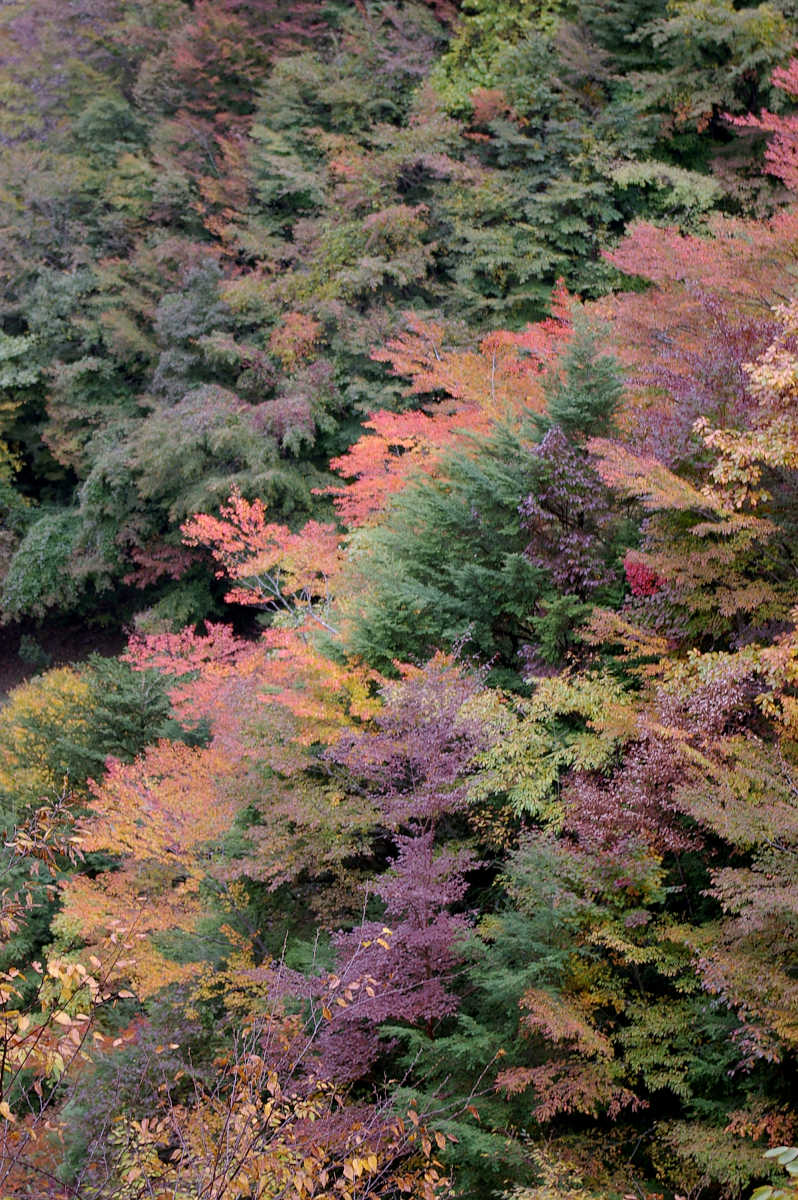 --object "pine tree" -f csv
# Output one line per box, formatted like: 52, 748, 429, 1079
345, 422, 551, 677
539, 317, 624, 439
